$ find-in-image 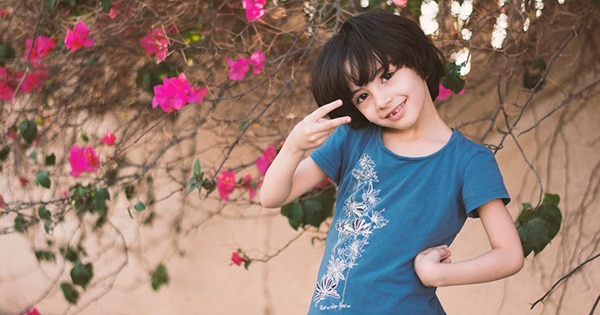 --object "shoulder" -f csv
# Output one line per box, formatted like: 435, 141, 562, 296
449, 130, 495, 159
